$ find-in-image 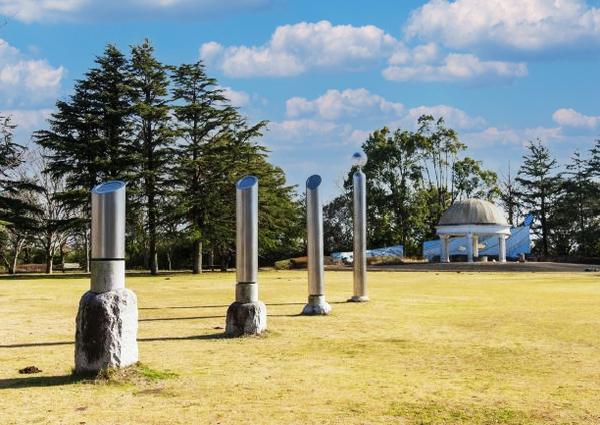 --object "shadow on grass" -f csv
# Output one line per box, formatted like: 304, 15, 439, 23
139, 315, 224, 322
139, 333, 228, 342
140, 304, 229, 310
0, 333, 229, 349
0, 341, 73, 348
0, 374, 82, 389
140, 301, 348, 310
